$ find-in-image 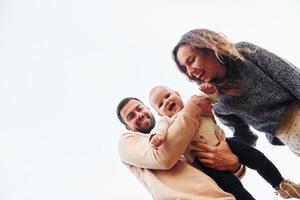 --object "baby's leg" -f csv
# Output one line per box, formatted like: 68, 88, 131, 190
227, 138, 284, 188
193, 159, 255, 200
